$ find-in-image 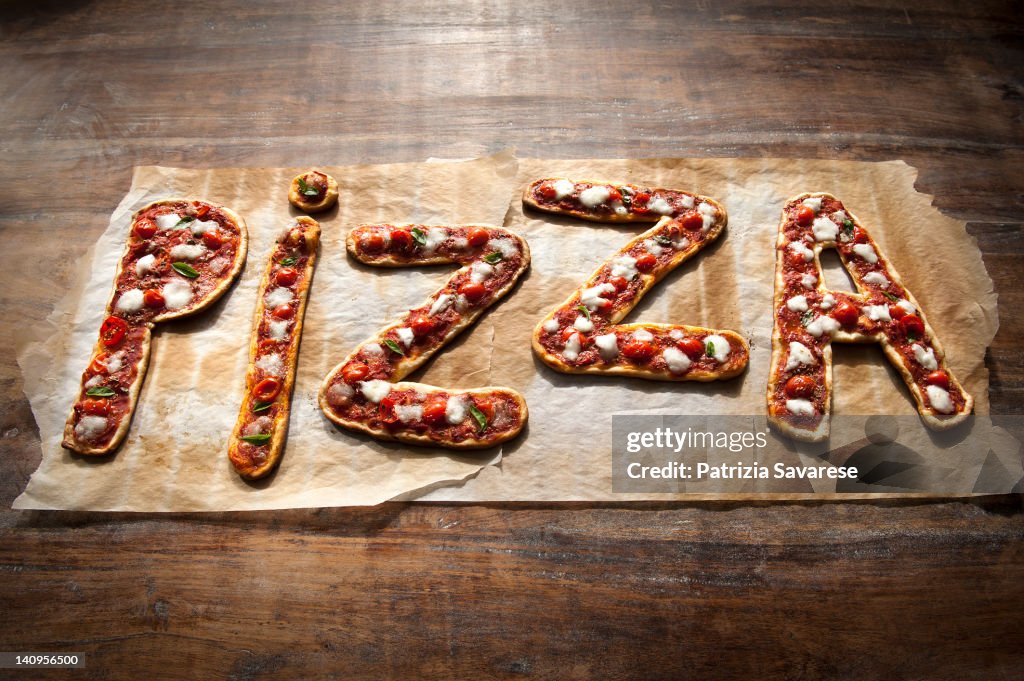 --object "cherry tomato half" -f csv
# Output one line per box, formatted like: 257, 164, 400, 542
677, 337, 705, 359
342, 362, 369, 384
635, 254, 658, 273
275, 267, 298, 287
81, 398, 111, 416
458, 282, 487, 303
680, 212, 704, 231
473, 396, 495, 421
422, 396, 448, 426
610, 276, 629, 292
194, 203, 211, 218
411, 315, 435, 337
785, 375, 816, 398
888, 304, 907, 321
362, 233, 386, 253
143, 289, 165, 308
900, 314, 925, 338
832, 302, 859, 328
796, 205, 815, 226
622, 339, 655, 362
537, 184, 557, 201
133, 219, 157, 239
390, 229, 414, 252
253, 377, 282, 402
926, 370, 950, 390
271, 304, 295, 320
202, 230, 225, 250
467, 227, 489, 248
100, 316, 128, 347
